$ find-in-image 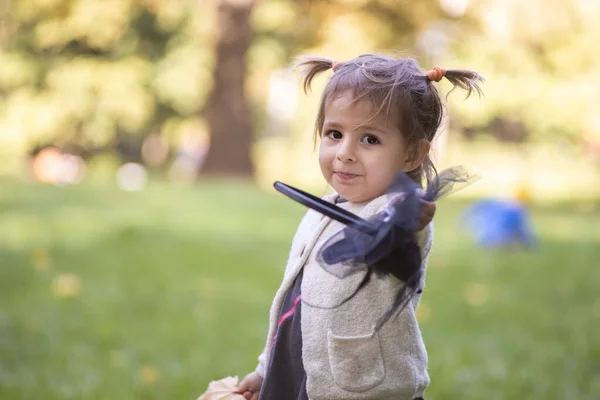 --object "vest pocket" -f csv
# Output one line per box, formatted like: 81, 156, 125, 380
327, 330, 385, 392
